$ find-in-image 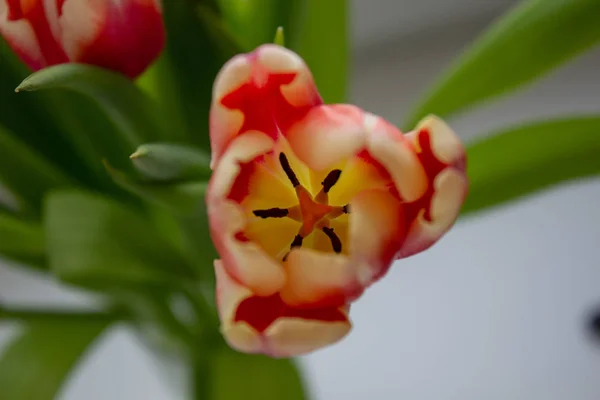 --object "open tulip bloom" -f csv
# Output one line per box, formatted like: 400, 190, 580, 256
208, 44, 468, 357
